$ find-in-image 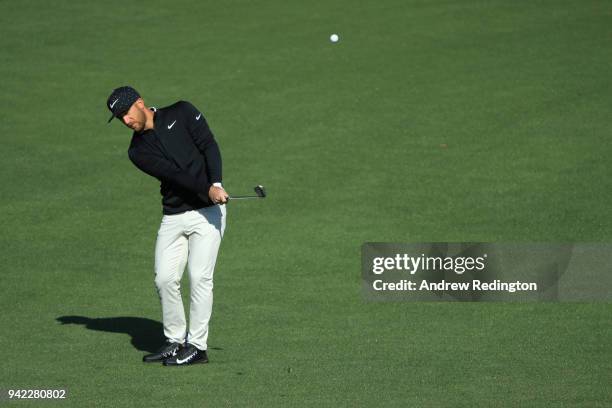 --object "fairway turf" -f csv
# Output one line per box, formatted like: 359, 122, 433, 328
1, 0, 611, 406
